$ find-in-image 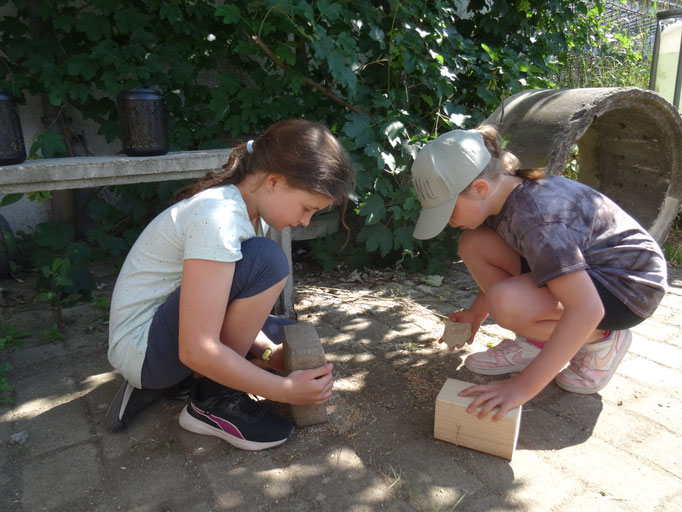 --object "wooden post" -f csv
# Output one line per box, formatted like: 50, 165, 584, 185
434, 378, 522, 460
